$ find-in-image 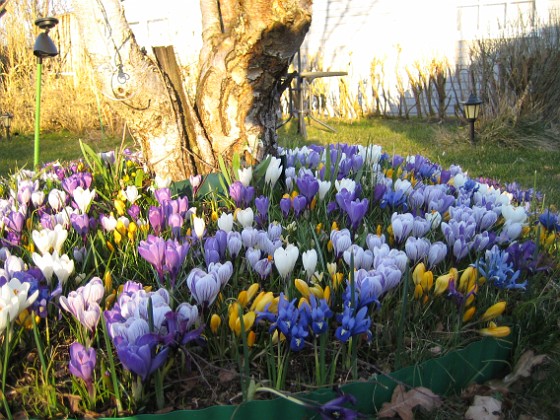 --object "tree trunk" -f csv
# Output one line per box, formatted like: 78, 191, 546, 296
72, 0, 312, 180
